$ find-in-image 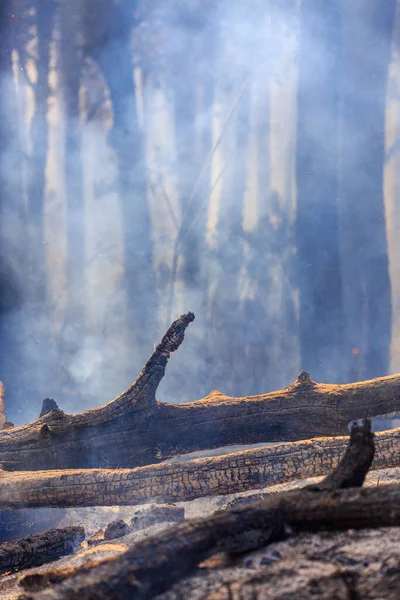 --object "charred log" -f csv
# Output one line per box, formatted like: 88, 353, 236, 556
16, 421, 400, 600
0, 526, 84, 576
1, 314, 400, 471
0, 422, 397, 509
306, 417, 375, 491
